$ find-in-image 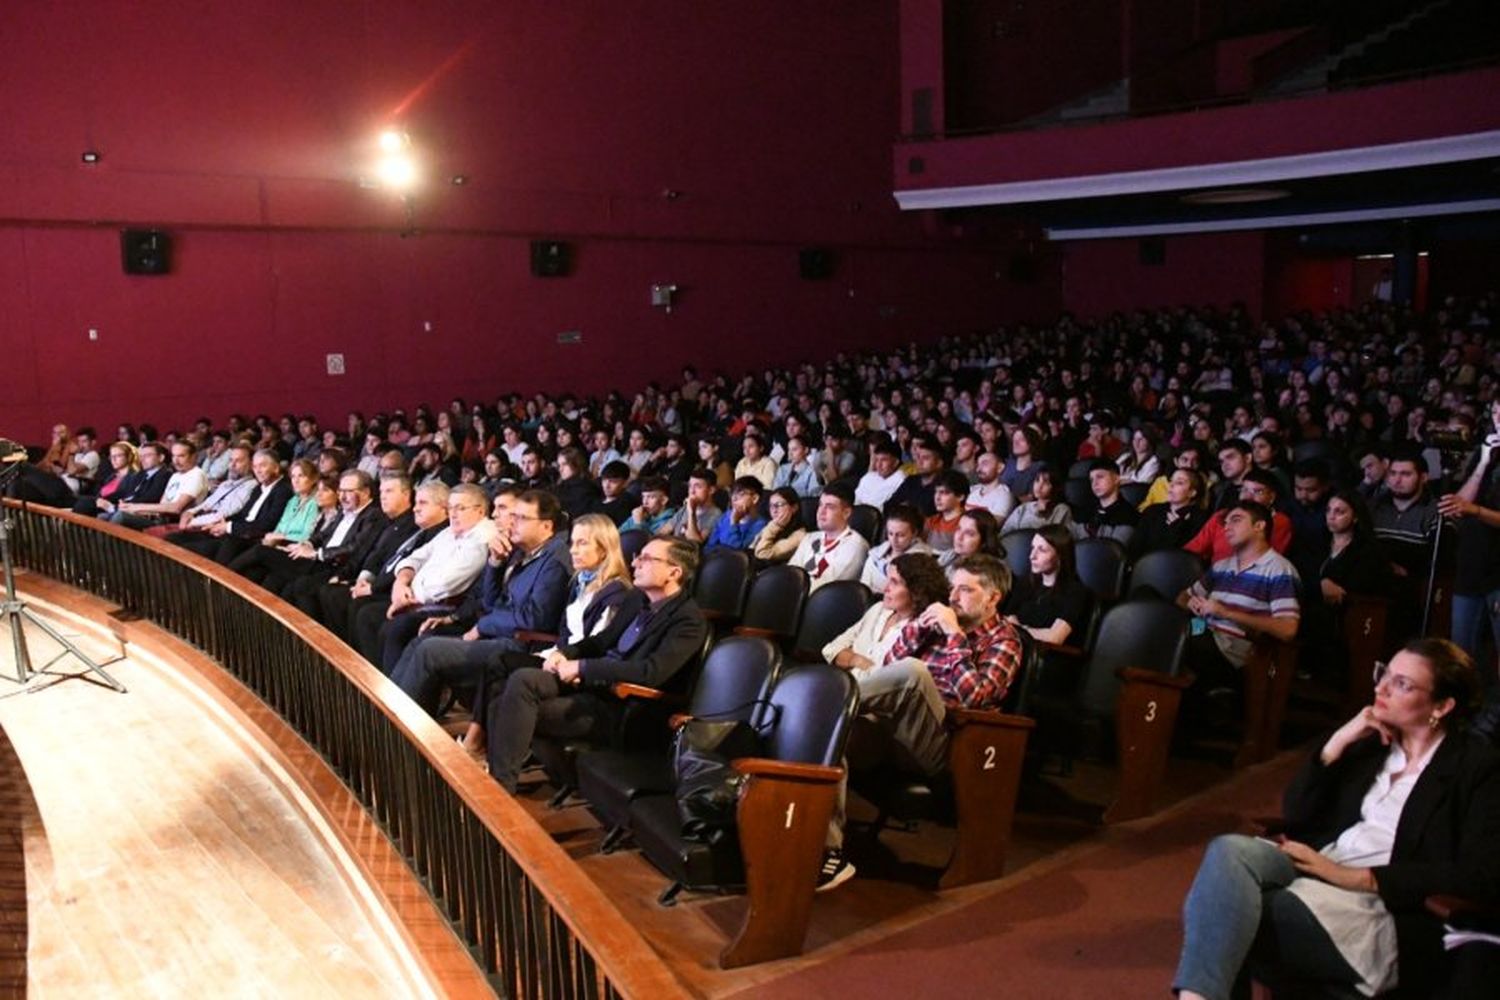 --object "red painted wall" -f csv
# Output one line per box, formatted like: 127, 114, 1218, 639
0, 1, 1059, 441
1060, 231, 1268, 317
896, 66, 1500, 191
